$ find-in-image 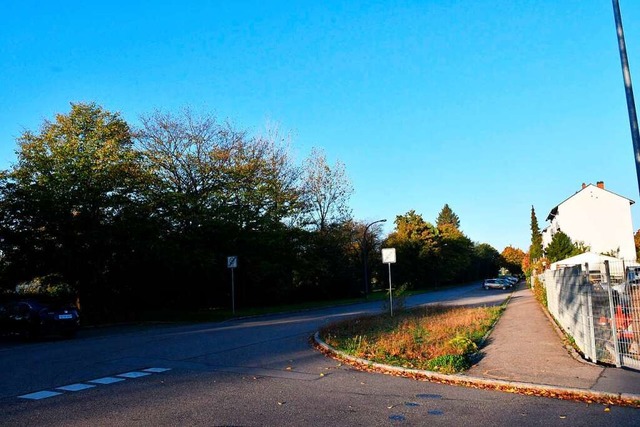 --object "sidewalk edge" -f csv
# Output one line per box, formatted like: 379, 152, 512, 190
312, 332, 640, 408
